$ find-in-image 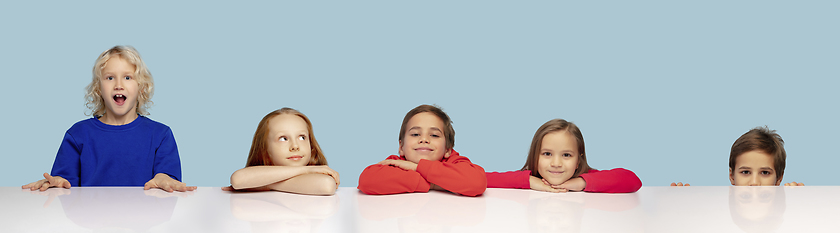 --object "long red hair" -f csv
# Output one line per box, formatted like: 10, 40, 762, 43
245, 108, 327, 166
